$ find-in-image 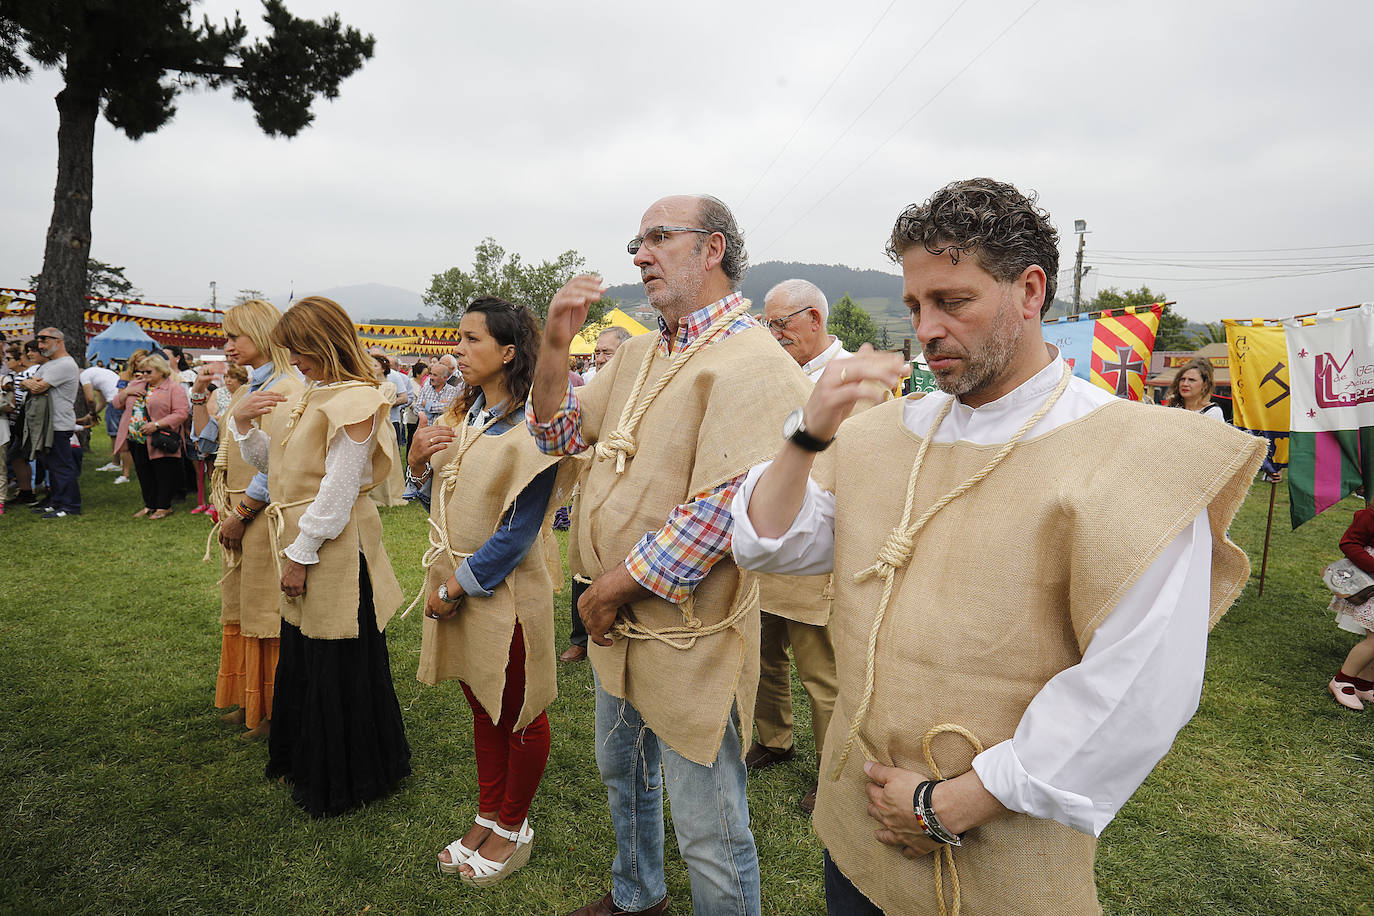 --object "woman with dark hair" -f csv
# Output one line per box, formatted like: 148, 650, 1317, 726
408, 297, 573, 886
1166, 356, 1225, 420
232, 295, 410, 817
